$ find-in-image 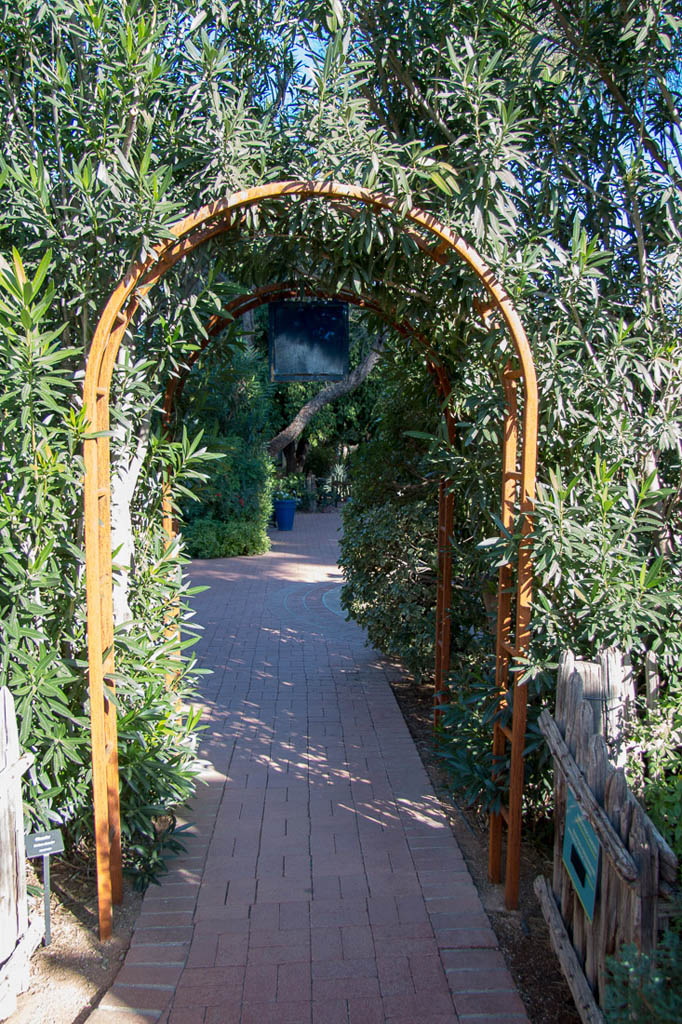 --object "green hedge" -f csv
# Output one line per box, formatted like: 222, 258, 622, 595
183, 516, 270, 559
0, 255, 205, 885
340, 498, 437, 679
